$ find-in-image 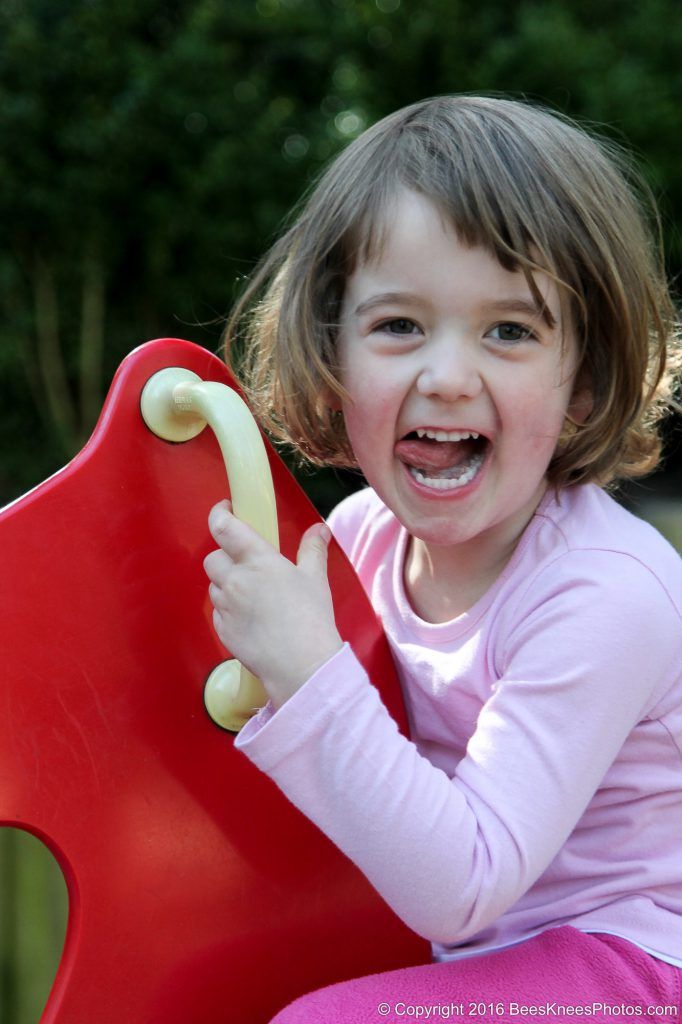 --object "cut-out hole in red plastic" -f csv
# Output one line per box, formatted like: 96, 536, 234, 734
0, 828, 68, 1024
